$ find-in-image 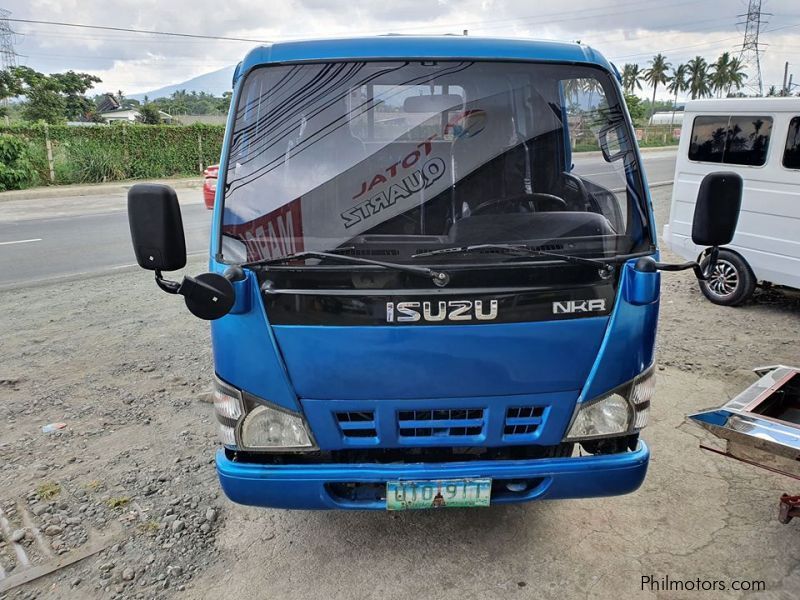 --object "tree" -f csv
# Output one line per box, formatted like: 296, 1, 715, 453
726, 57, 747, 96
0, 66, 102, 124
624, 93, 646, 123
621, 63, 643, 95
667, 64, 688, 125
667, 64, 688, 106
686, 56, 711, 100
583, 78, 603, 108
138, 103, 162, 125
643, 54, 671, 119
21, 86, 66, 123
767, 85, 778, 97
710, 52, 733, 98
218, 91, 232, 113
